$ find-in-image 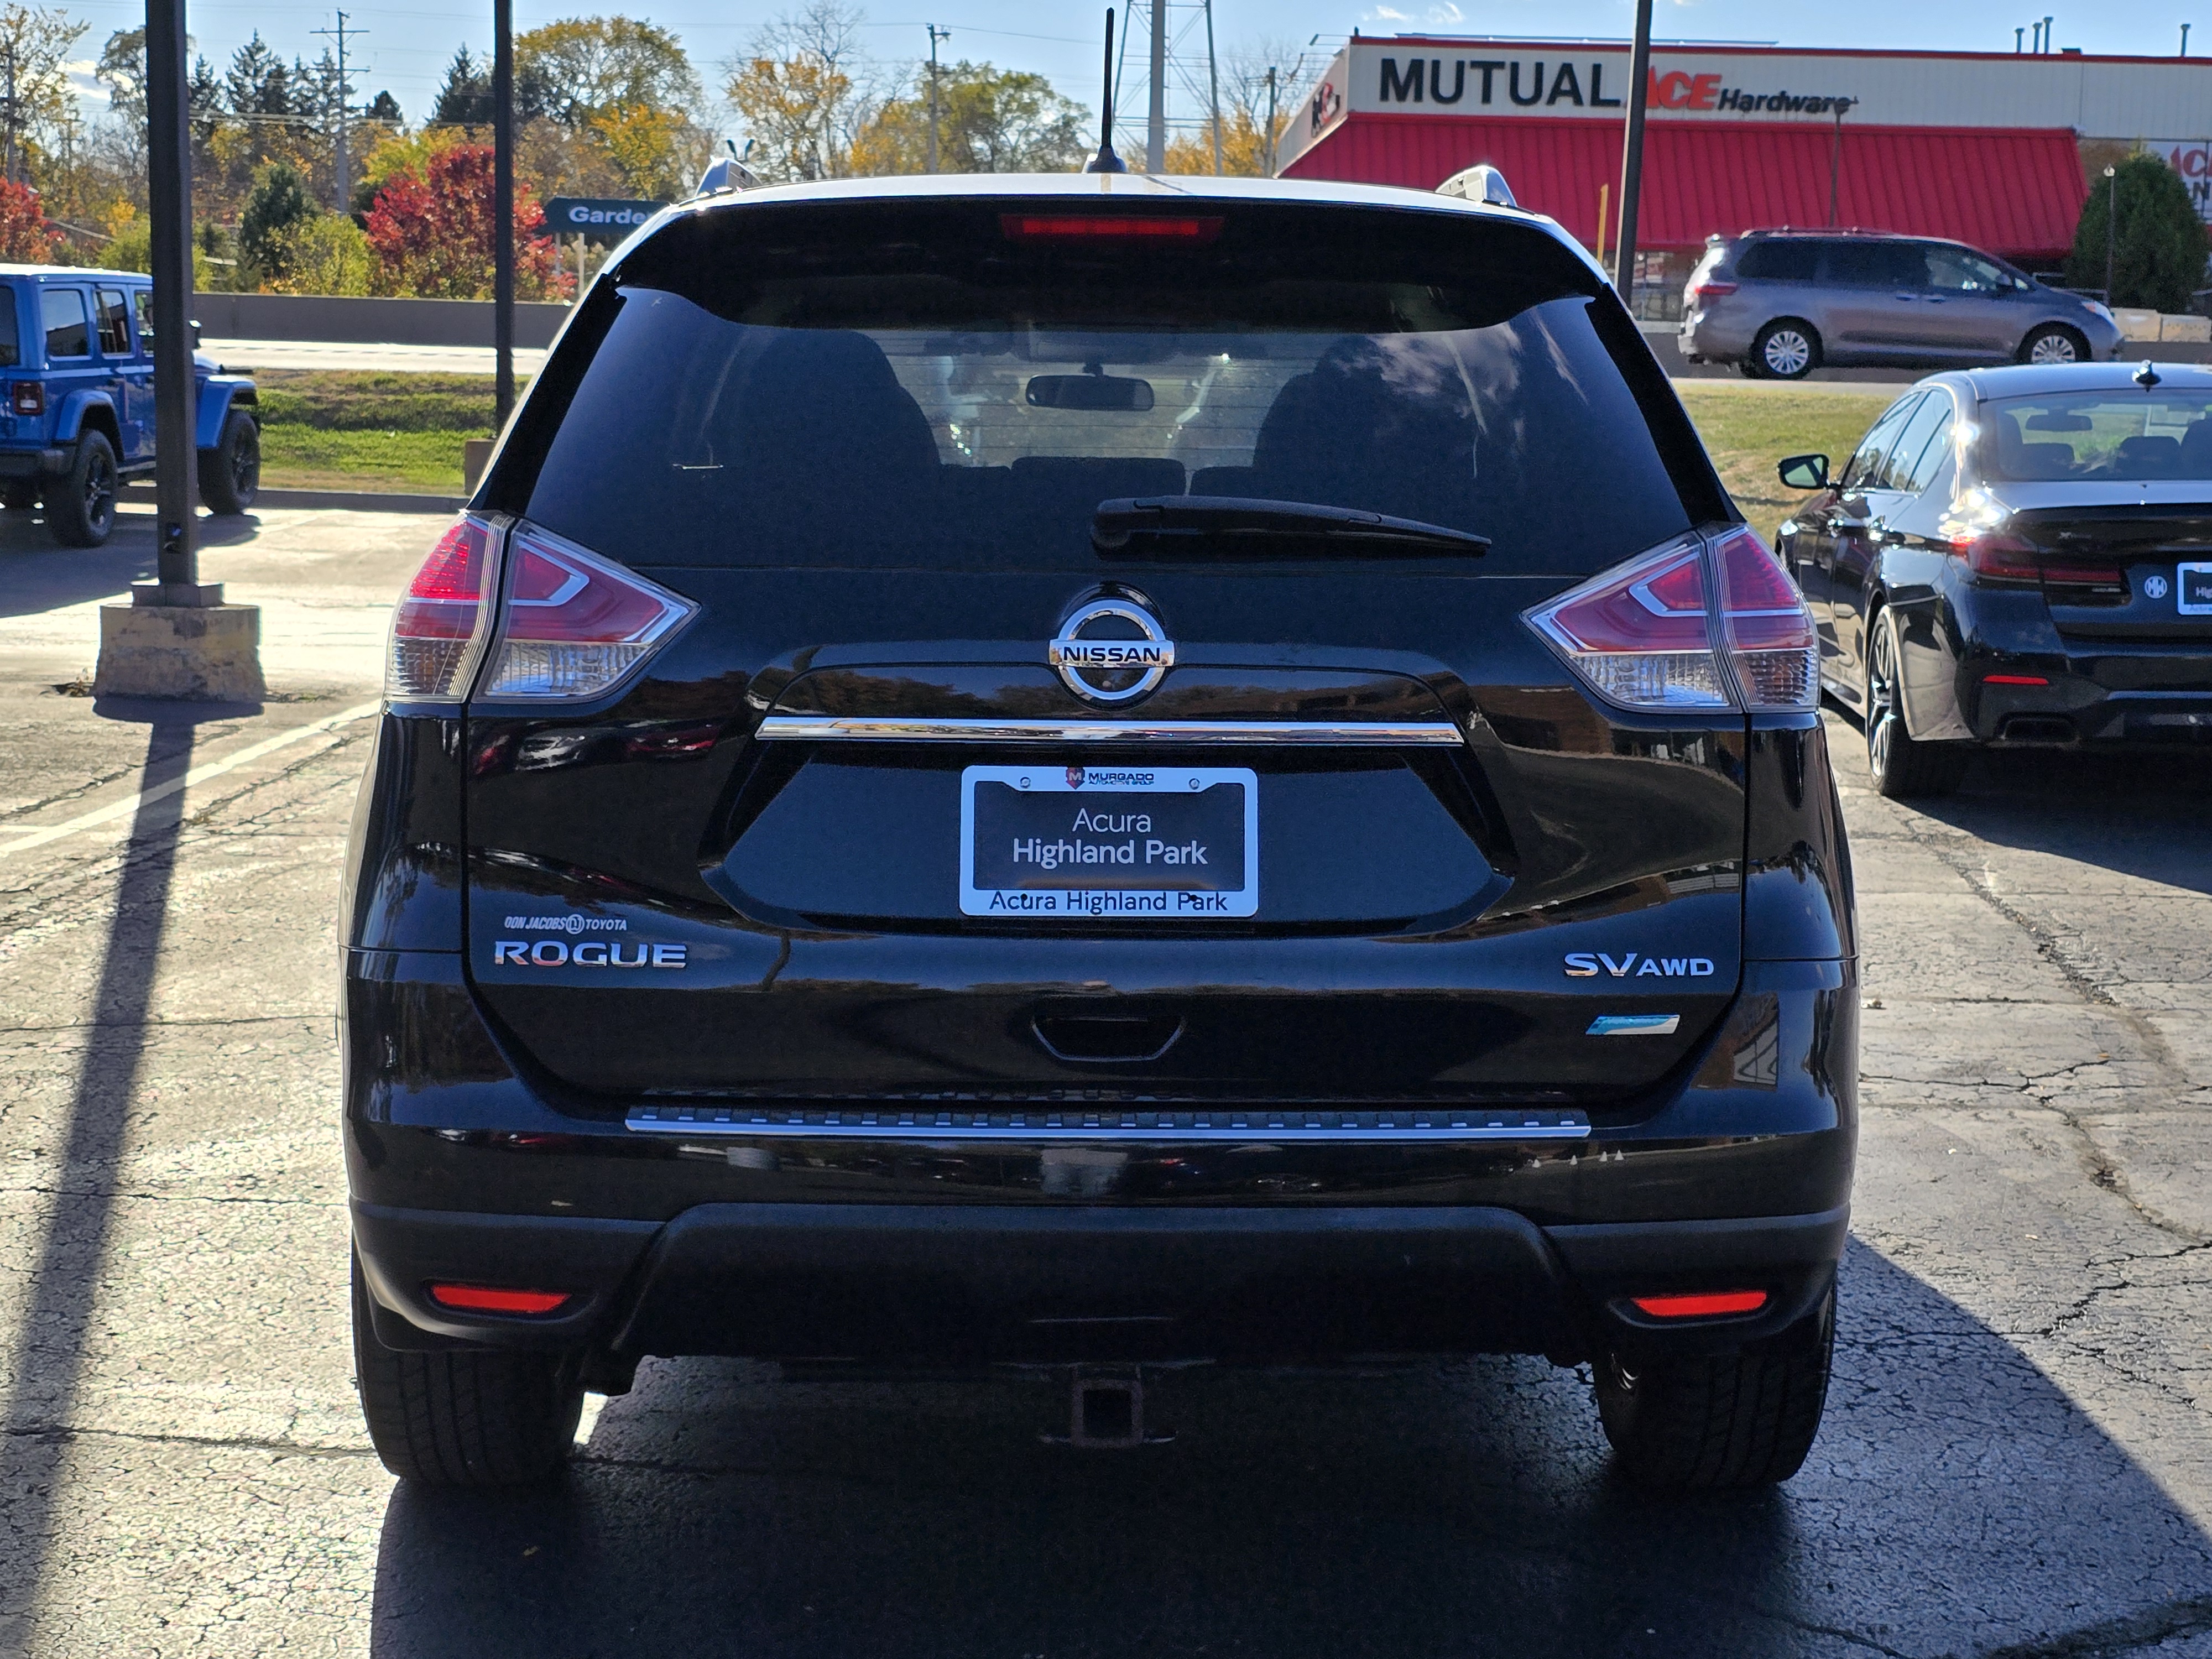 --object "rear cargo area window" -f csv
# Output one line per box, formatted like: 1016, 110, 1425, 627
517, 201, 1695, 576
